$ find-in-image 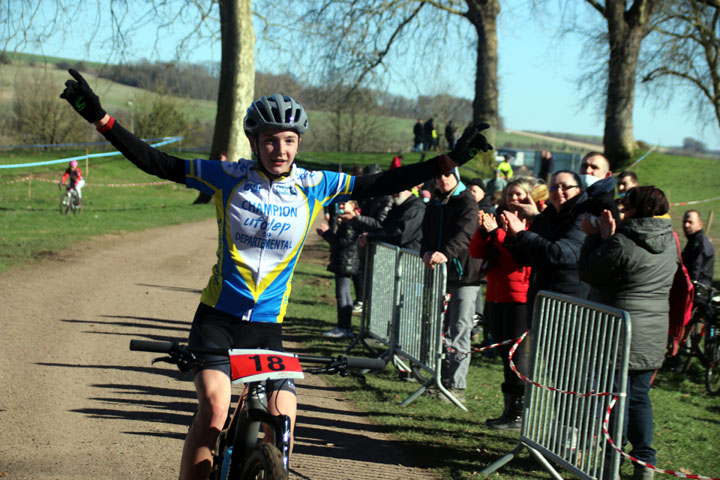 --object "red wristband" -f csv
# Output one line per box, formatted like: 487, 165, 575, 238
96, 116, 115, 134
